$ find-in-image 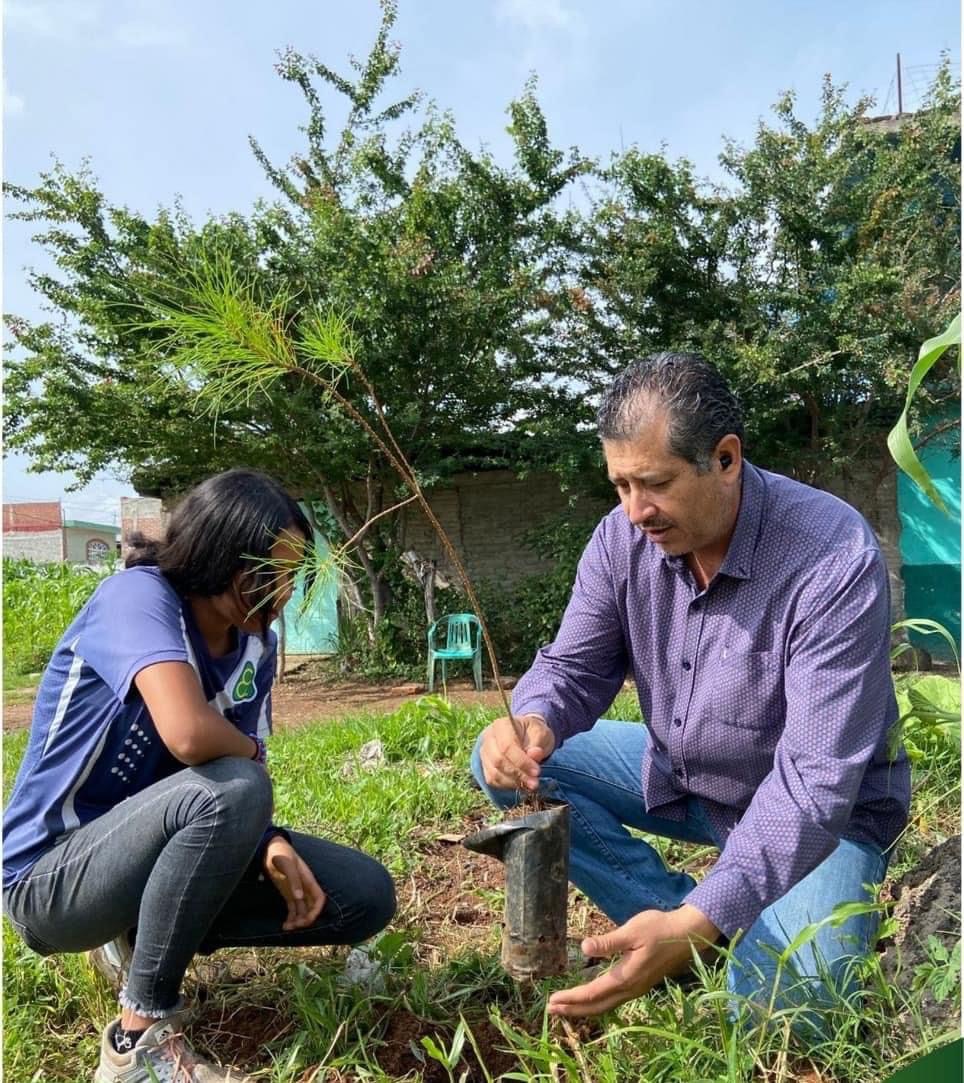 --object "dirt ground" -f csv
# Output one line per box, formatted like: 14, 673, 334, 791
2, 673, 512, 733
186, 809, 616, 1079
270, 673, 512, 730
